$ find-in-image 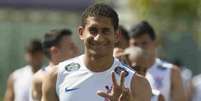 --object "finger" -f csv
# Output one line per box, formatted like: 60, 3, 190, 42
112, 71, 118, 87
120, 71, 126, 88
96, 90, 111, 99
119, 94, 127, 101
119, 88, 129, 101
